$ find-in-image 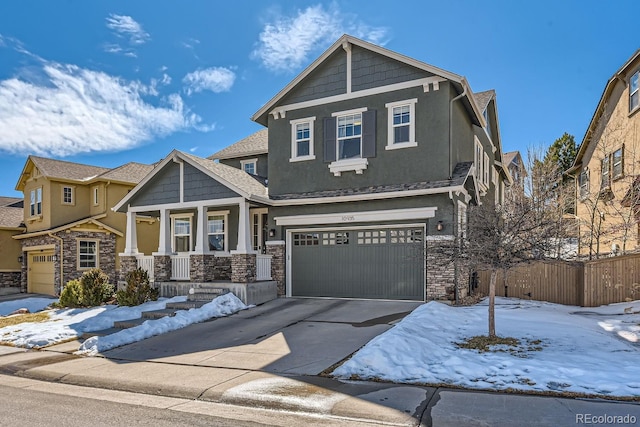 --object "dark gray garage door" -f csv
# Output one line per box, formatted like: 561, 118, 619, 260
291, 227, 424, 300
